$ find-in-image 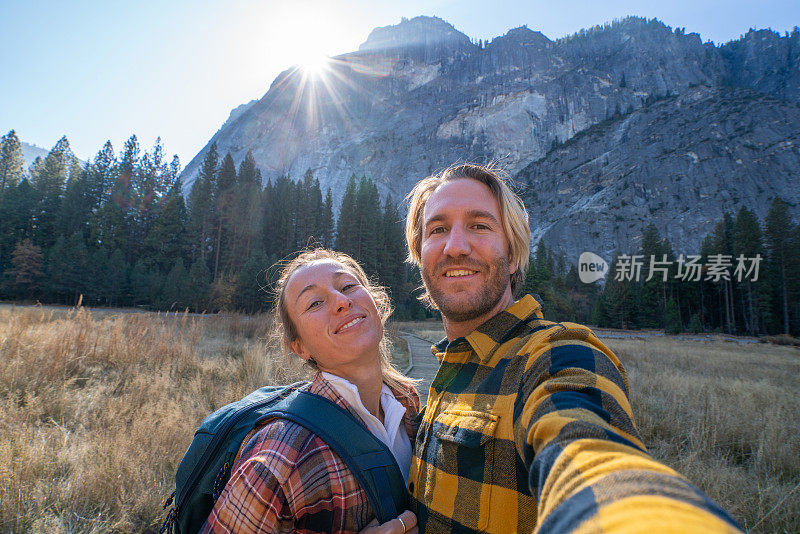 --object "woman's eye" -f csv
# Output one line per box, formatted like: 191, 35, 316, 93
430, 226, 445, 235
307, 300, 322, 310
342, 283, 358, 291
474, 223, 490, 230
